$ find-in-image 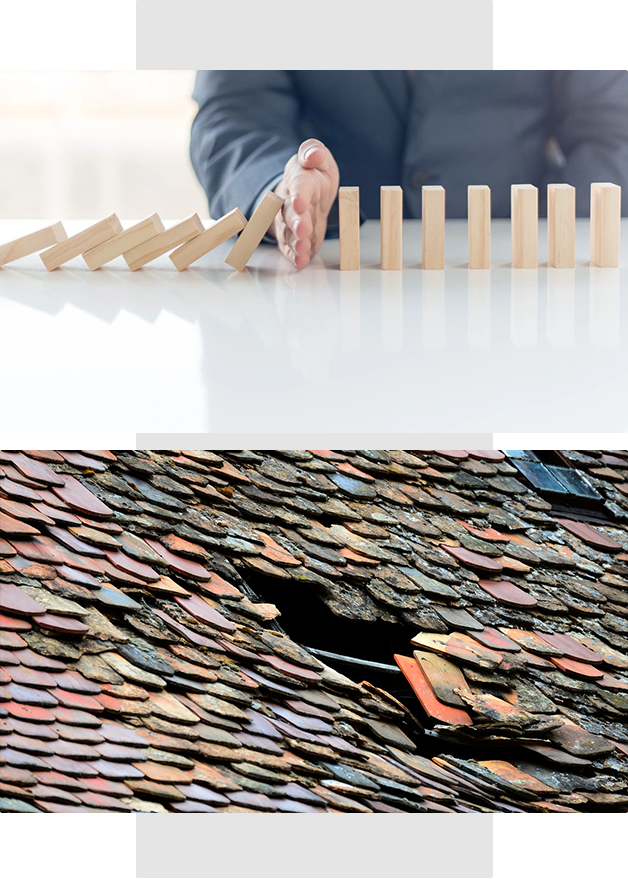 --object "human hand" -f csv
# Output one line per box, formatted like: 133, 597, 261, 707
269, 138, 340, 270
